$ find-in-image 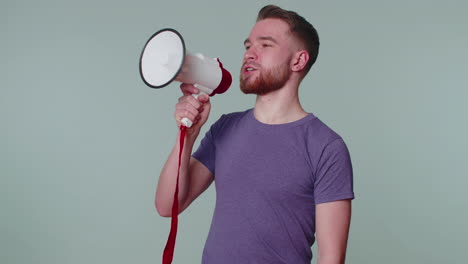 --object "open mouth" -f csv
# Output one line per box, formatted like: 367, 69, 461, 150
243, 66, 258, 74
